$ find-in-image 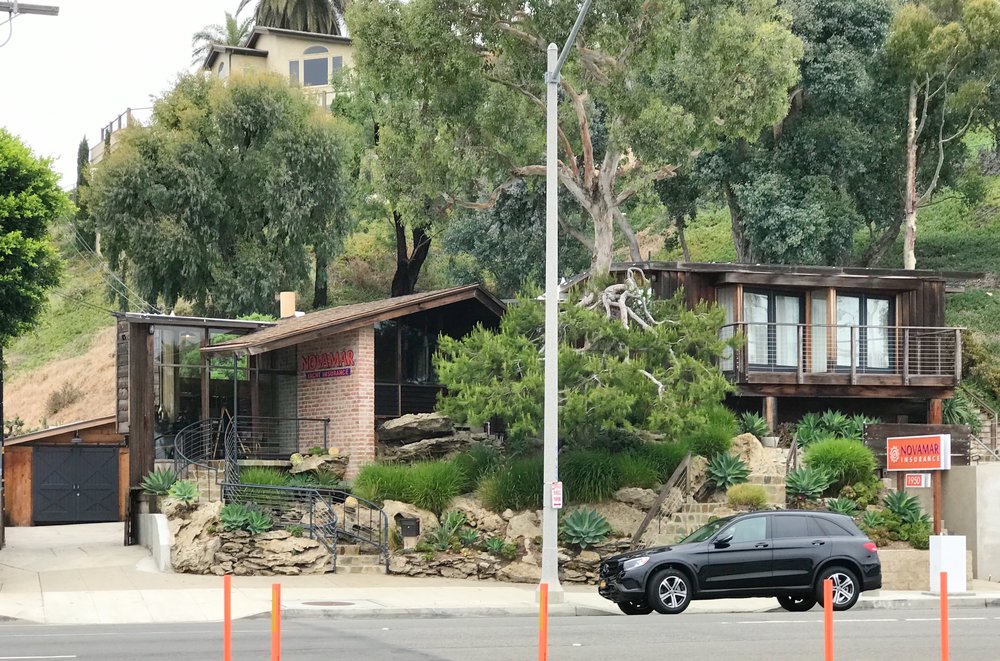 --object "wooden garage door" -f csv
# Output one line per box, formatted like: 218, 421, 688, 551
32, 446, 119, 524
